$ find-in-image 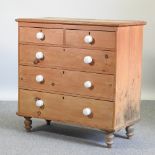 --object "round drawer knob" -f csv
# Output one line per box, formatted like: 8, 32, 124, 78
83, 107, 92, 116
84, 56, 93, 64
36, 32, 45, 40
36, 51, 44, 60
36, 99, 44, 107
84, 81, 92, 88
36, 75, 44, 83
84, 35, 93, 44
